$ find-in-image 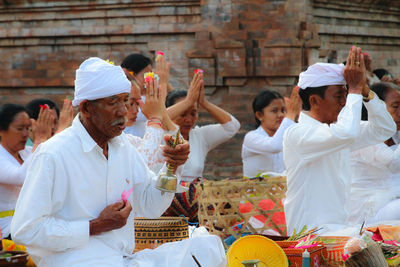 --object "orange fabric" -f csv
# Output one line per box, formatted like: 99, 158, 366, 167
366, 225, 400, 241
